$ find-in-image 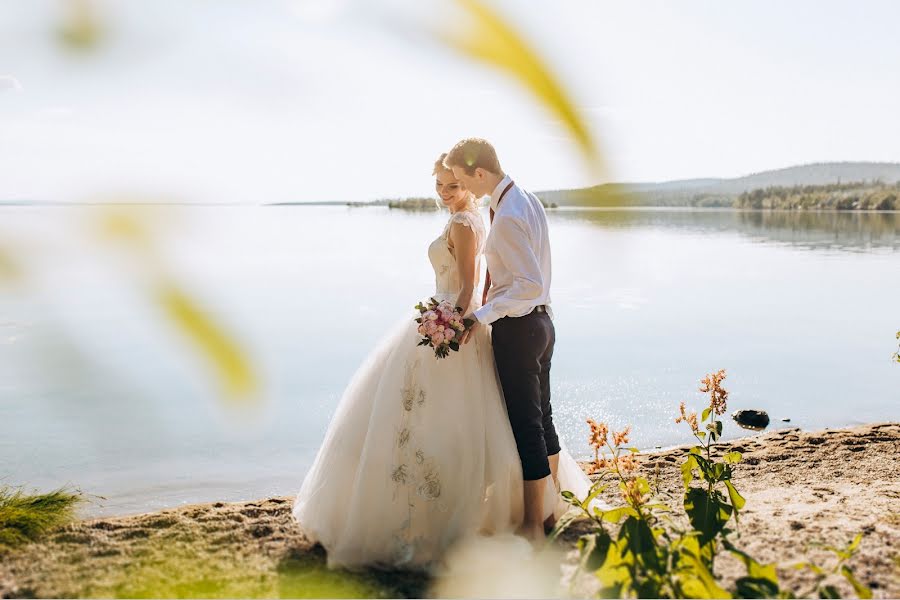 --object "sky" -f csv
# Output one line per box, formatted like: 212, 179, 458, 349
2, 0, 900, 204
